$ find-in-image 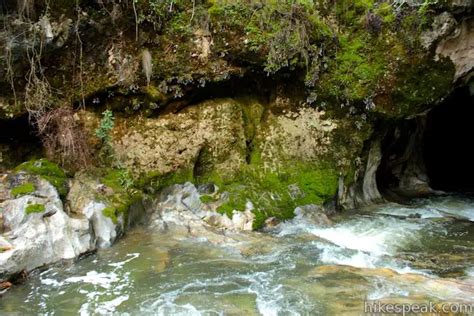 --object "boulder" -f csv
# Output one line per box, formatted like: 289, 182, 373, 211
150, 182, 255, 233
294, 204, 332, 226
0, 170, 142, 281
67, 173, 126, 248
0, 173, 93, 279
